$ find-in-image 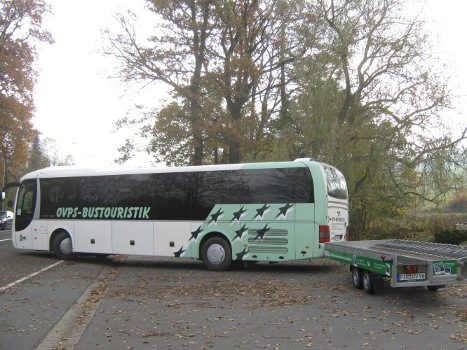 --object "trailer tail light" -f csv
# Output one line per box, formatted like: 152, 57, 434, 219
319, 225, 330, 243
404, 265, 418, 274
